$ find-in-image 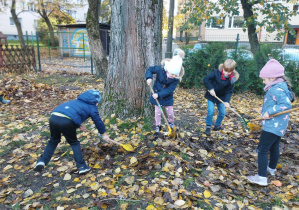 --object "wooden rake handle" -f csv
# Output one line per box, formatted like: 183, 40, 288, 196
97, 134, 121, 145
213, 95, 243, 118
250, 107, 299, 122
148, 84, 171, 128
